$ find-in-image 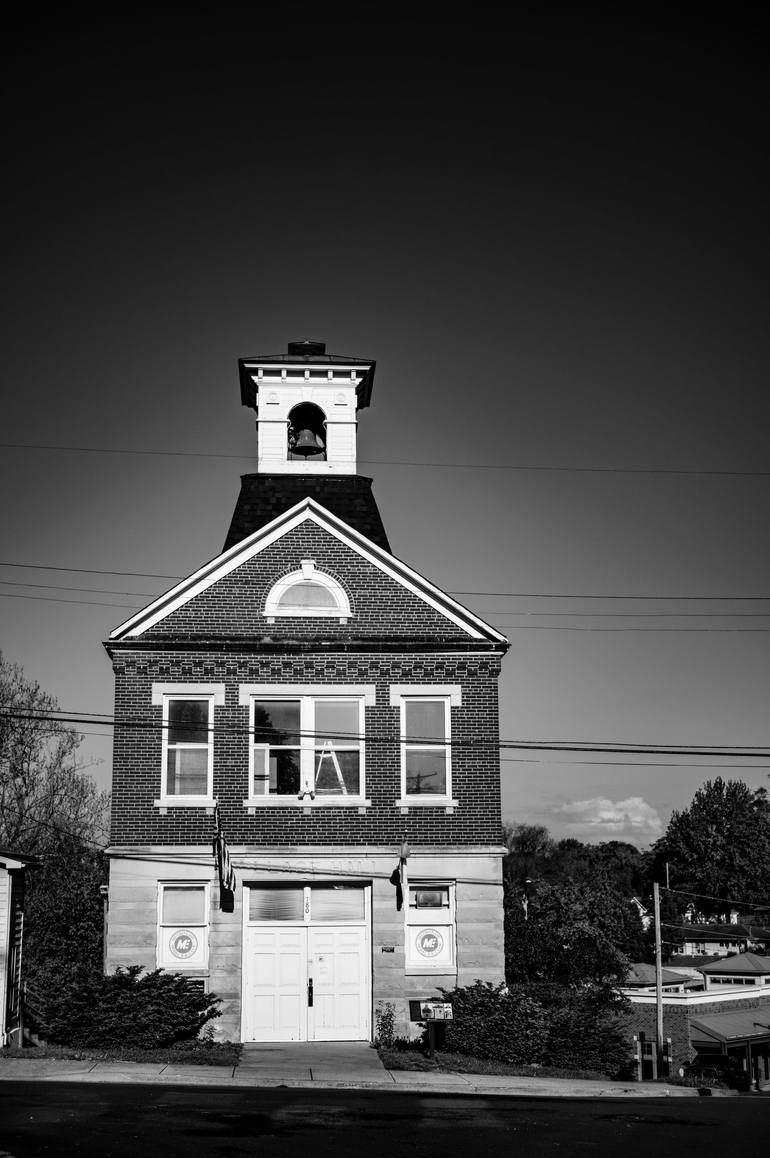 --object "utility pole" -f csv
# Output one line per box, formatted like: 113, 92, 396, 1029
653, 881, 665, 1077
